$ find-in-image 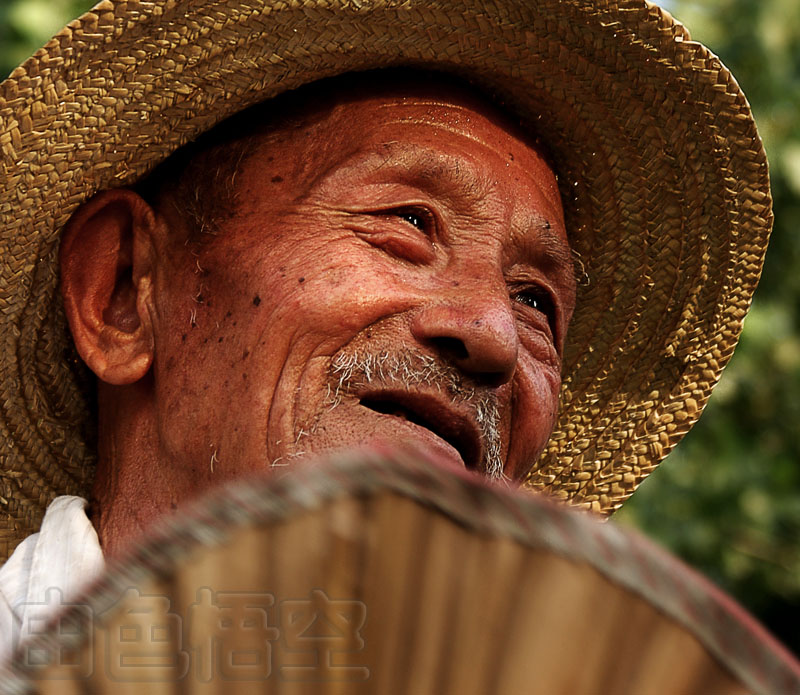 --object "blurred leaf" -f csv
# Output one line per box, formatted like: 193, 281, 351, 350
782, 143, 800, 196
1, 0, 96, 77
